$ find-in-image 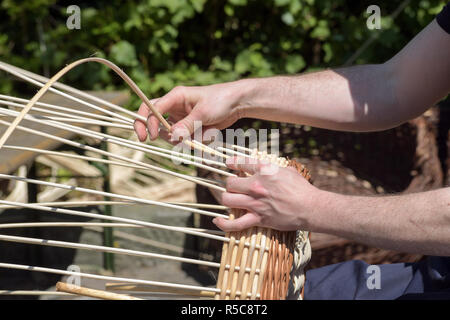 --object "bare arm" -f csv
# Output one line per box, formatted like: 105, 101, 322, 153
314, 187, 450, 256
215, 158, 450, 256
135, 20, 450, 139
236, 19, 450, 131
